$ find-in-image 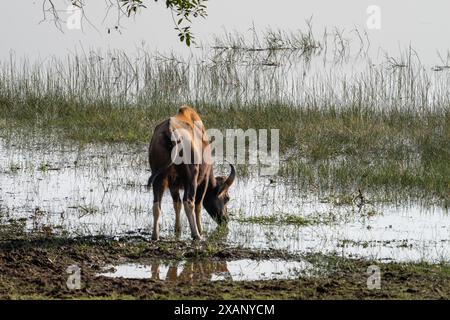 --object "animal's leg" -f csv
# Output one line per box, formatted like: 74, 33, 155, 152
194, 203, 203, 235
183, 177, 202, 240
170, 187, 182, 238
183, 200, 201, 240
194, 183, 207, 236
151, 177, 165, 241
